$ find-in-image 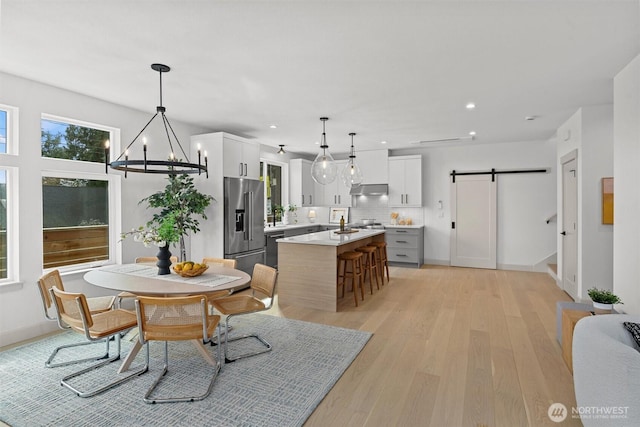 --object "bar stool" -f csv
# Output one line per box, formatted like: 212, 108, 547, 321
337, 251, 364, 307
369, 241, 390, 285
356, 245, 380, 294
